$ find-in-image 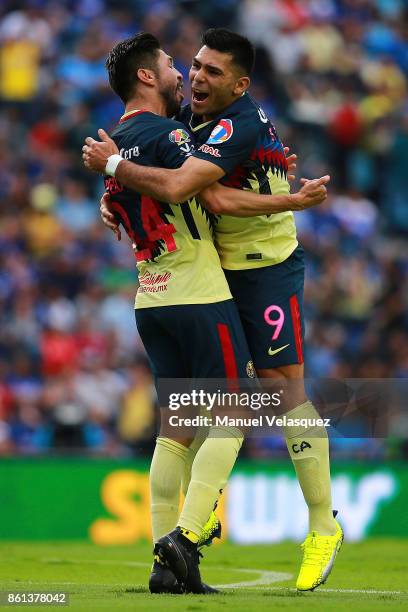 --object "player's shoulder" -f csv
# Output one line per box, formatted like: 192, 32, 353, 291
203, 94, 266, 149
111, 112, 192, 148
152, 117, 194, 166
217, 93, 262, 121
156, 116, 192, 141
110, 112, 152, 146
210, 94, 269, 144
112, 111, 171, 135
235, 94, 272, 130
154, 115, 187, 132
